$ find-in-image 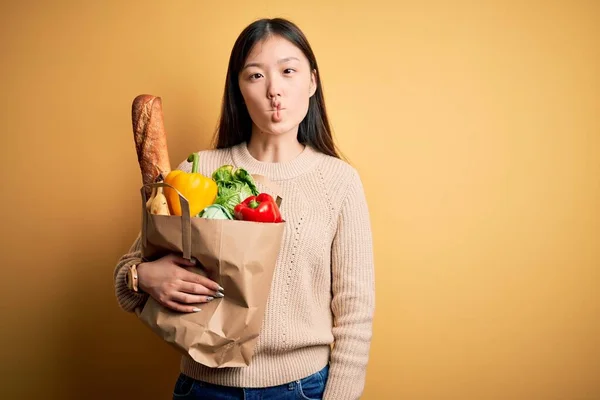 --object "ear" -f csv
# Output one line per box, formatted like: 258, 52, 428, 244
309, 69, 318, 97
